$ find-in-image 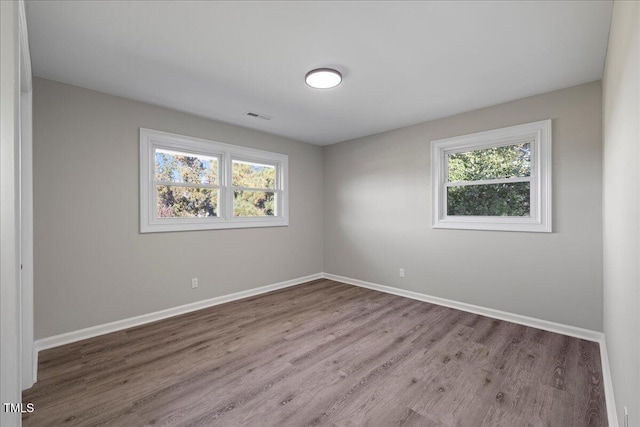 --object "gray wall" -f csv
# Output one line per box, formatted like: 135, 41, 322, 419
323, 81, 603, 331
603, 1, 640, 424
33, 78, 323, 339
34, 77, 605, 341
